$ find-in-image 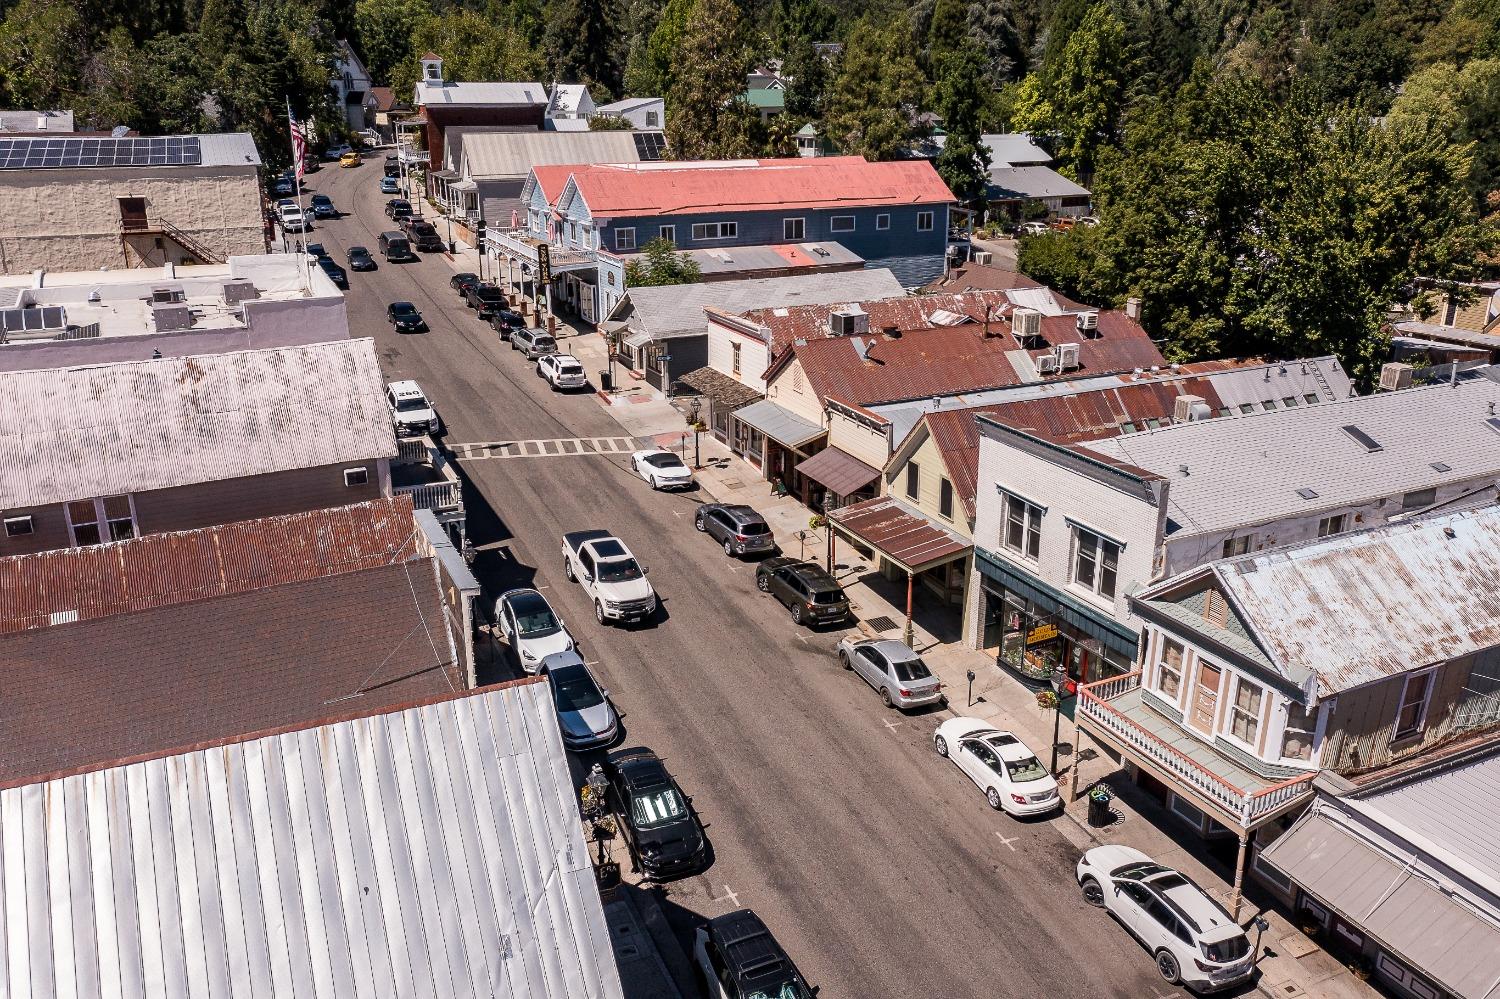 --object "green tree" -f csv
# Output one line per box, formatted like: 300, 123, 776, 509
624, 238, 703, 285
1013, 2, 1126, 182
1016, 225, 1103, 301
665, 0, 754, 159
967, 0, 1024, 86
589, 113, 635, 130
1390, 58, 1500, 208
353, 0, 430, 86
927, 0, 970, 72
626, 0, 693, 96
0, 0, 90, 109
779, 33, 828, 120
394, 9, 545, 98
933, 42, 993, 208
546, 0, 625, 97
620, 0, 666, 94
823, 15, 927, 160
